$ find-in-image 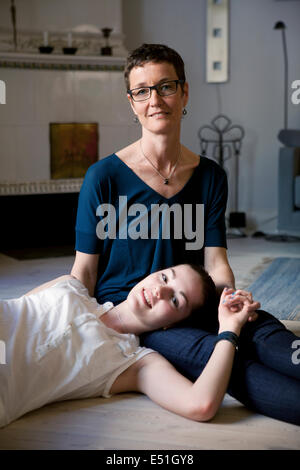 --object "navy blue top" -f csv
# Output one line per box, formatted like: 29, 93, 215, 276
75, 154, 228, 305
